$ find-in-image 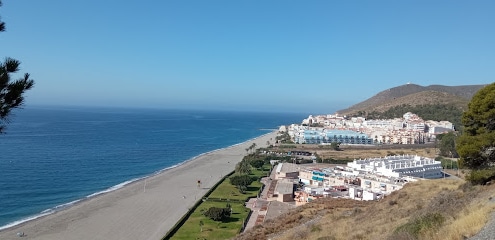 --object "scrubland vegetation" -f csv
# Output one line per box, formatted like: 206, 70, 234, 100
236, 179, 495, 240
